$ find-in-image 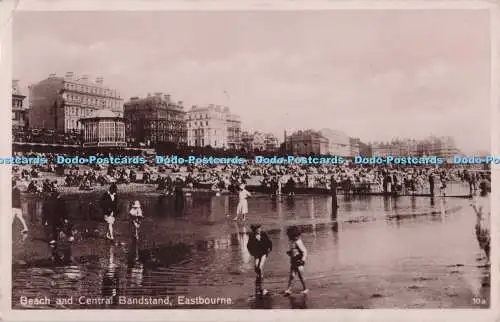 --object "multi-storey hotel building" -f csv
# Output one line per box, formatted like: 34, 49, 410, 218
123, 93, 187, 146
28, 72, 123, 132
186, 105, 241, 149
285, 130, 329, 155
